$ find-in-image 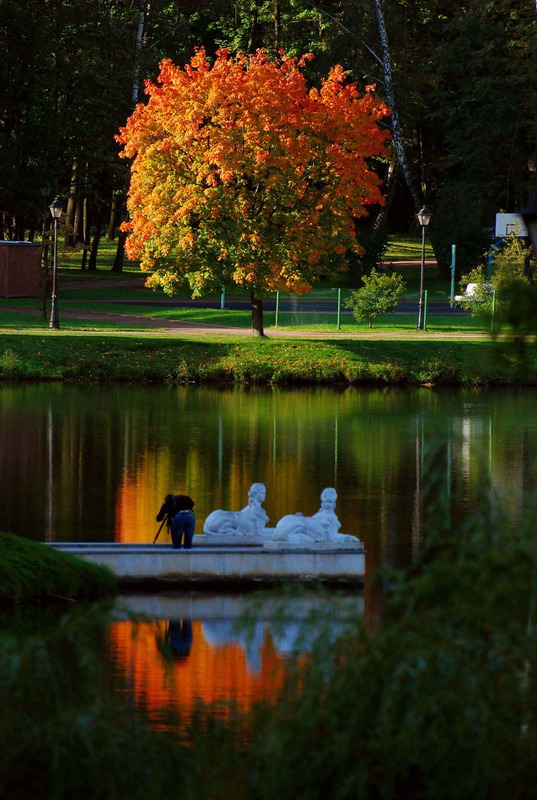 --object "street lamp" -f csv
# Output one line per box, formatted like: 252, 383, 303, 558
416, 206, 432, 330
49, 197, 63, 330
